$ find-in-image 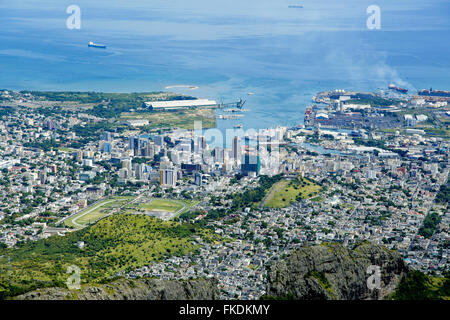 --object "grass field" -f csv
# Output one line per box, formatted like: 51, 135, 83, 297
262, 177, 321, 208
138, 198, 198, 220
423, 127, 450, 139
64, 197, 134, 228
120, 108, 216, 129
140, 199, 184, 212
